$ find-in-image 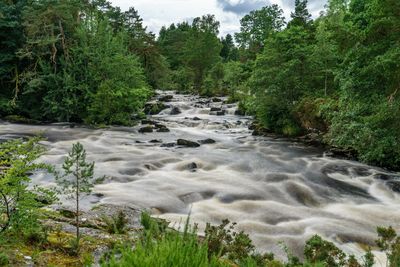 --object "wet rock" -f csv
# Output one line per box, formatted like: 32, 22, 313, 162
149, 139, 162, 143
170, 106, 182, 115
138, 126, 153, 133
155, 124, 170, 132
186, 162, 198, 172
235, 109, 245, 116
374, 173, 396, 181
322, 164, 350, 176
210, 107, 221, 112
144, 102, 168, 115
193, 117, 202, 121
161, 143, 176, 148
198, 138, 216, 144
159, 95, 173, 102
141, 119, 157, 125
386, 180, 400, 193
212, 97, 222, 102
216, 110, 226, 116
352, 167, 372, 177
177, 139, 200, 148
157, 127, 170, 133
